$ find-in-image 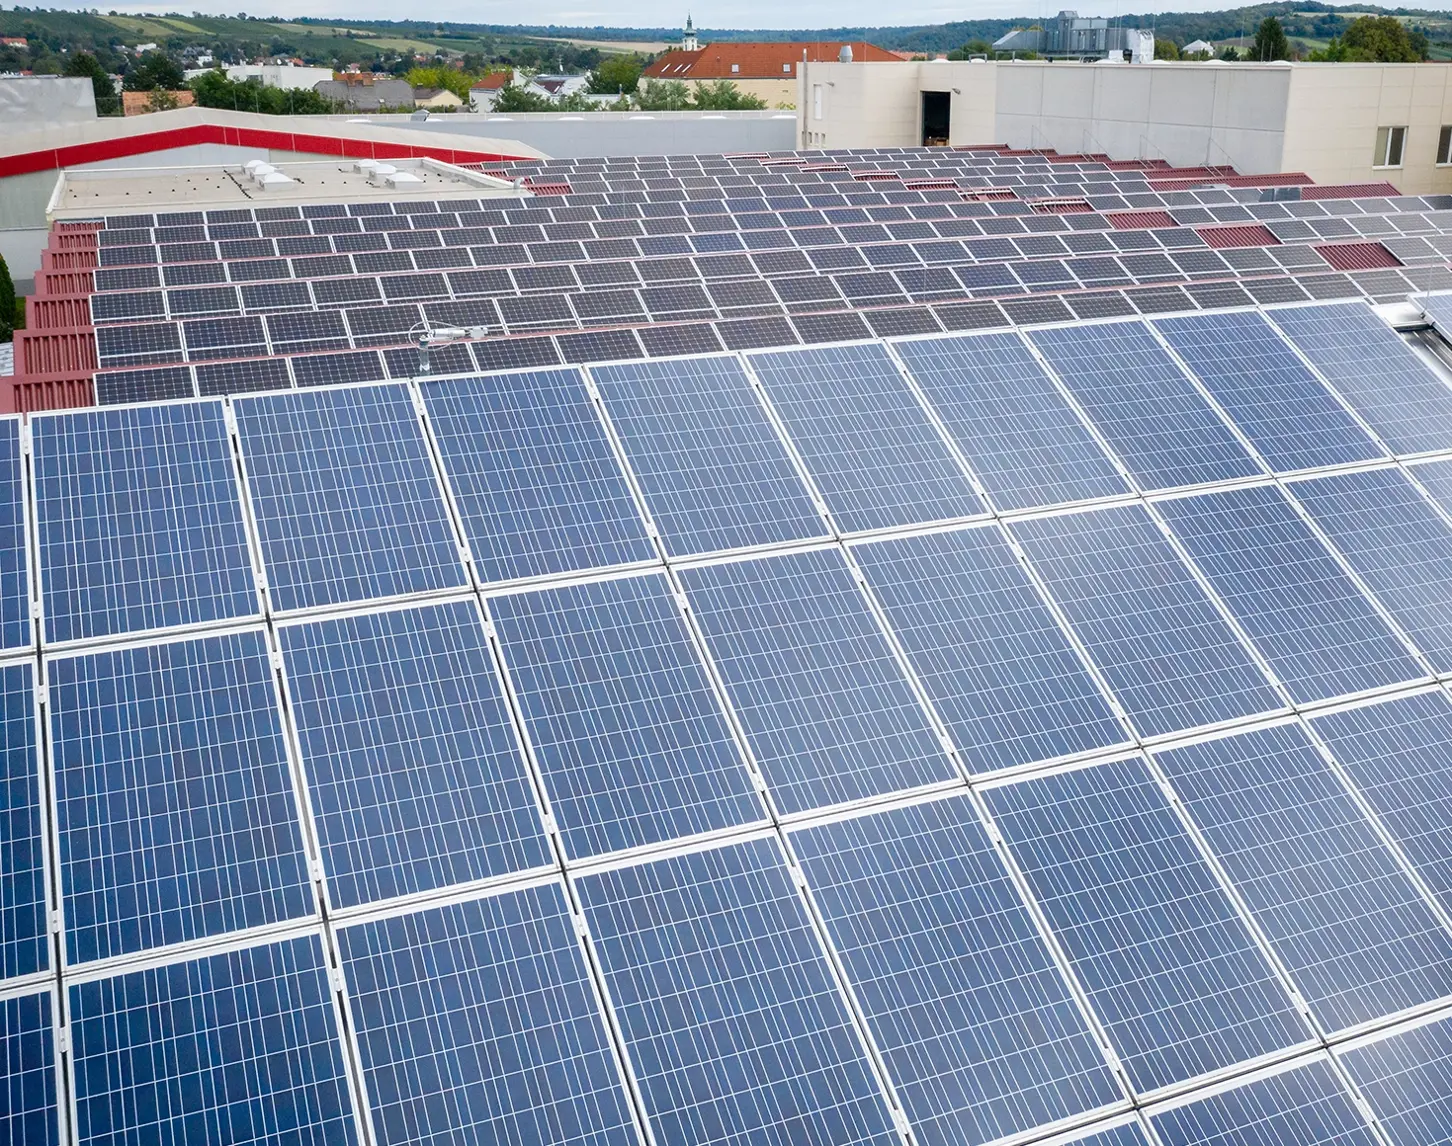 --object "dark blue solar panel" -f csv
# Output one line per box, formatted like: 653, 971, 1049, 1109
852, 526, 1128, 774
1028, 322, 1263, 491
575, 835, 898, 1146
0, 661, 45, 982
1311, 690, 1452, 919
745, 343, 983, 532
0, 990, 56, 1146
421, 369, 655, 585
279, 599, 551, 911
1150, 1059, 1377, 1146
1059, 1124, 1154, 1146
0, 419, 28, 652
1339, 1011, 1452, 1146
1153, 311, 1384, 473
1292, 468, 1452, 672
1269, 302, 1452, 457
234, 383, 466, 612
49, 629, 313, 964
69, 933, 358, 1146
488, 573, 763, 860
678, 546, 953, 816
1155, 722, 1452, 1035
1011, 504, 1282, 738
339, 881, 638, 1146
982, 757, 1310, 1094
32, 401, 258, 645
892, 332, 1131, 511
591, 356, 828, 558
1157, 484, 1425, 704
789, 795, 1121, 1146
